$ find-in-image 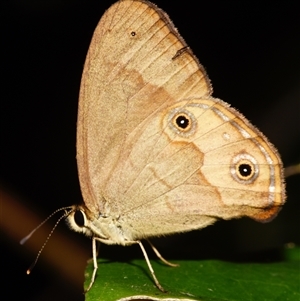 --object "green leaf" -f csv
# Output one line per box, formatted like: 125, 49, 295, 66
85, 246, 300, 301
